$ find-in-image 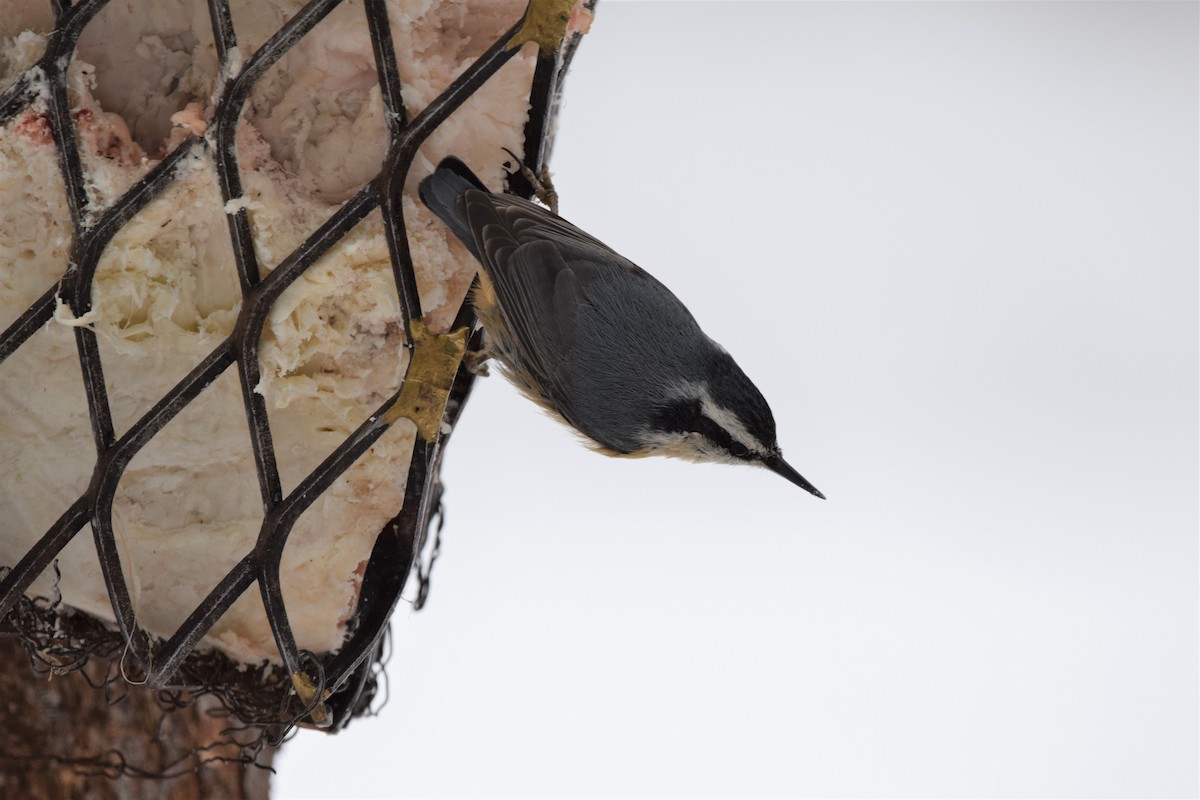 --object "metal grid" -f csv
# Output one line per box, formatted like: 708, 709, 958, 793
0, 0, 583, 731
